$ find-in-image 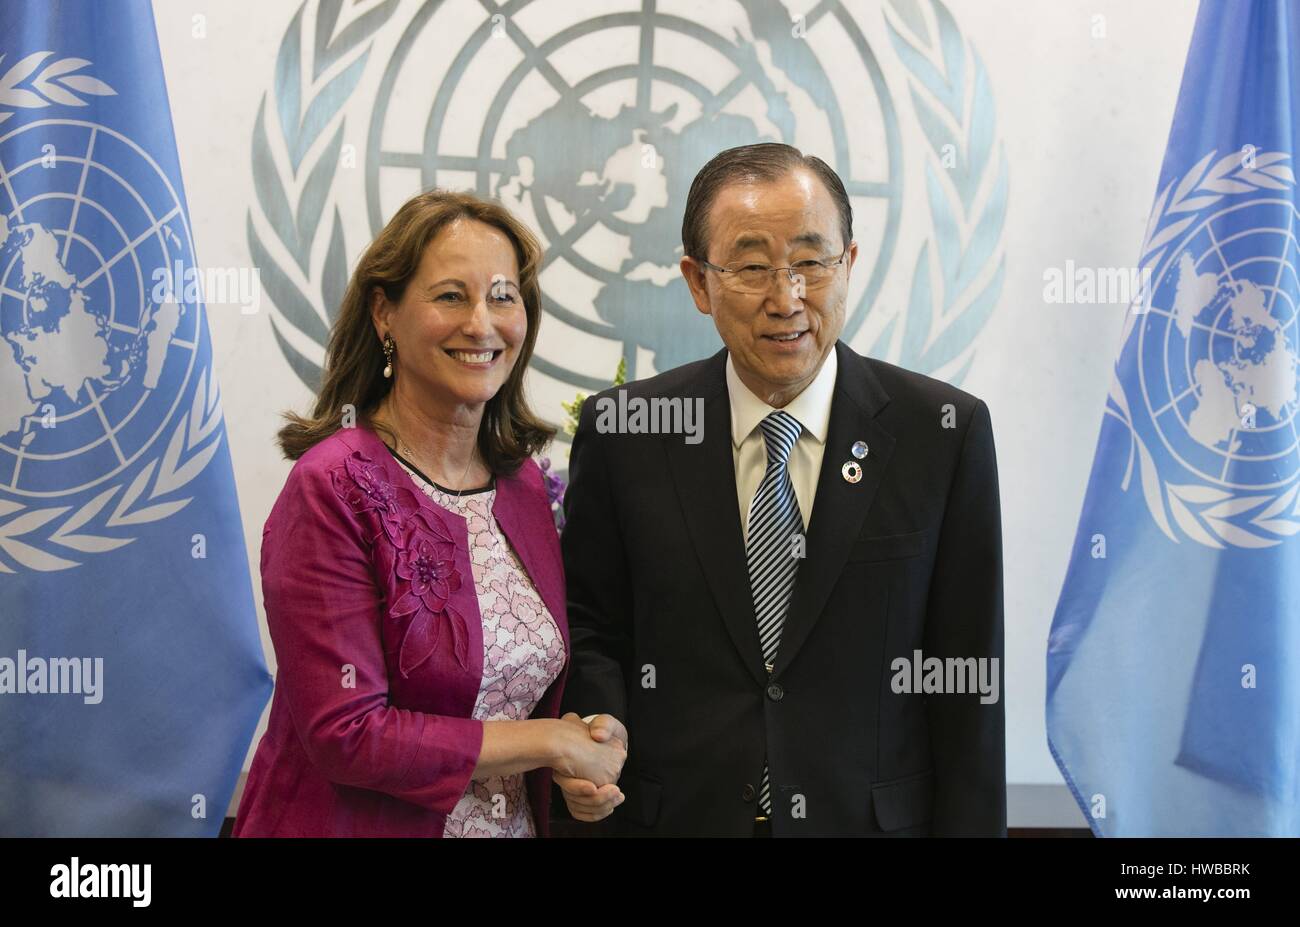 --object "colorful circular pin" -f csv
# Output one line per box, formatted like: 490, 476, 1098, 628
842, 461, 862, 483
851, 440, 869, 459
